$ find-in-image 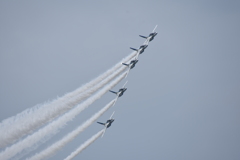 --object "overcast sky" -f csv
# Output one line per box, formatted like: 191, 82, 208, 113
1, 1, 240, 160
